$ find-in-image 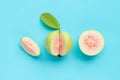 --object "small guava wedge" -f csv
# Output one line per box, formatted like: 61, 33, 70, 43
46, 30, 73, 57
20, 37, 40, 56
79, 30, 104, 56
